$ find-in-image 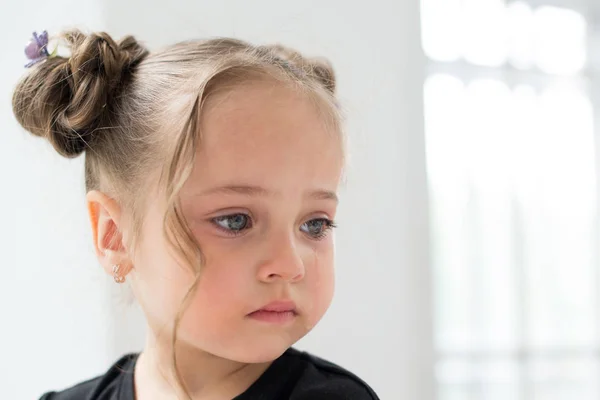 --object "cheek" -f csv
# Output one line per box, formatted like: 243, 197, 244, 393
176, 244, 255, 346
186, 241, 252, 316
195, 262, 246, 311
131, 228, 197, 331
304, 244, 335, 326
